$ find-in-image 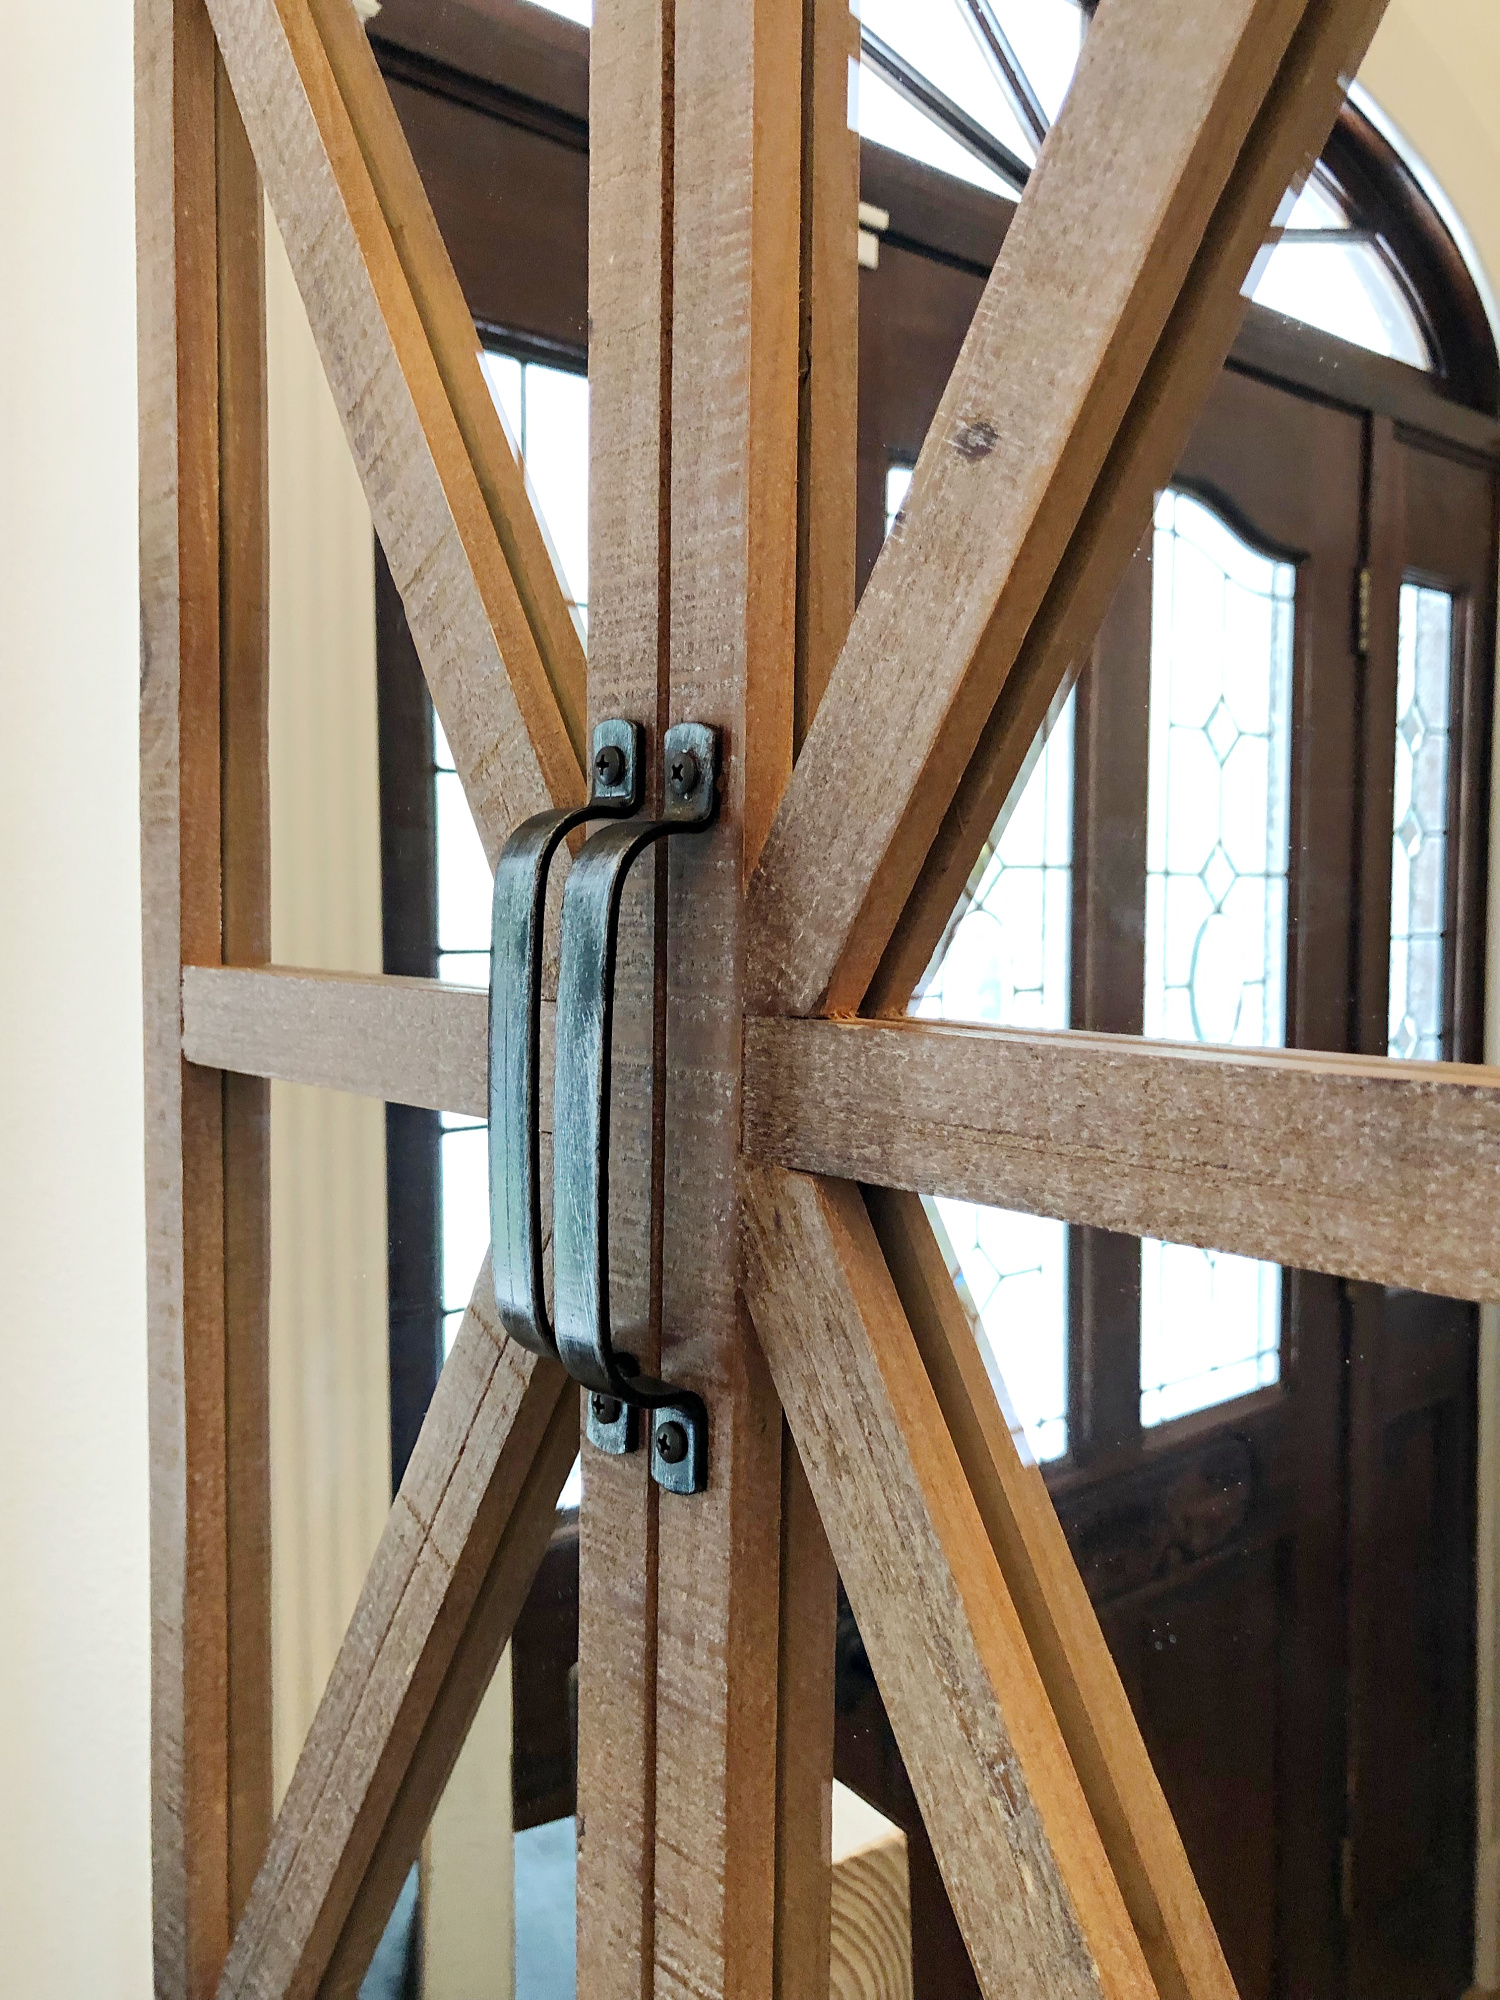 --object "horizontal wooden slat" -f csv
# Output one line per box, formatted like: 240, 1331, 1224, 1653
182, 965, 504, 1120
744, 1016, 1500, 1299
